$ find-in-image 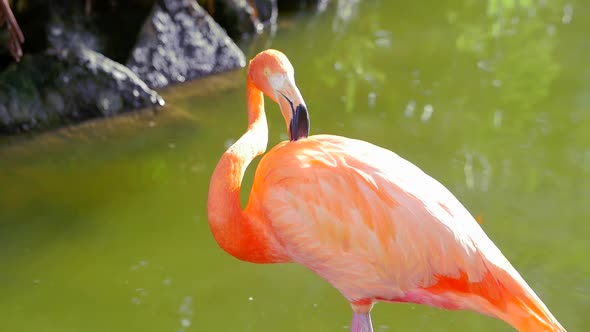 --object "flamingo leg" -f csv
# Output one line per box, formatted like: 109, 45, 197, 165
351, 312, 373, 332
